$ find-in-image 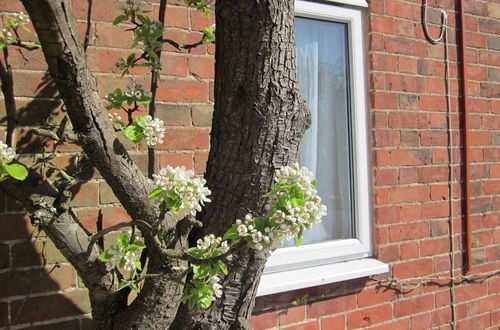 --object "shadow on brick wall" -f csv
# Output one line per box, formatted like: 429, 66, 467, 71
1, 71, 95, 329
